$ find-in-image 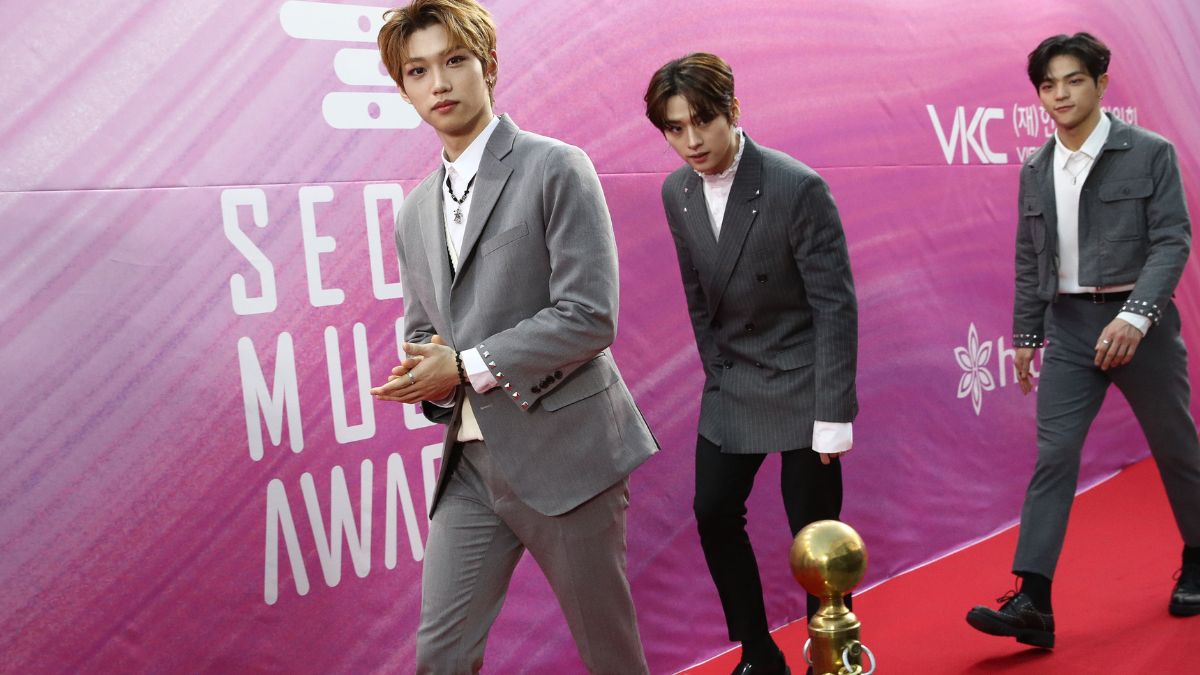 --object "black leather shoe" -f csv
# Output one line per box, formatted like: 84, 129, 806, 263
731, 648, 790, 675
966, 590, 1055, 648
1169, 562, 1200, 617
